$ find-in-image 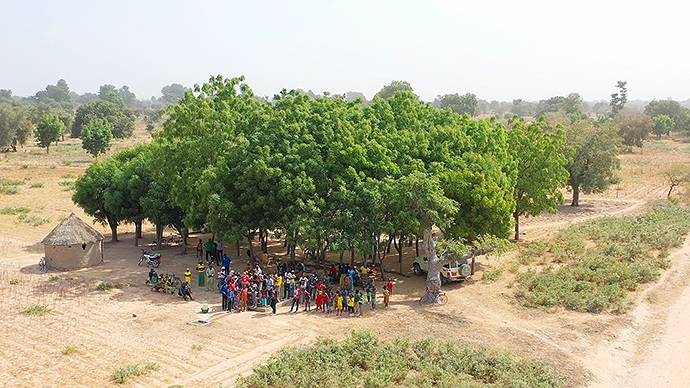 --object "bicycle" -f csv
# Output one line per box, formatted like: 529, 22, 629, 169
419, 289, 448, 306
37, 257, 48, 273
